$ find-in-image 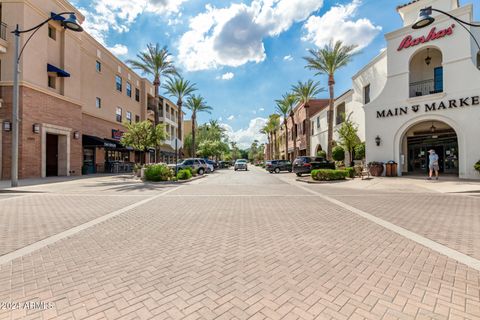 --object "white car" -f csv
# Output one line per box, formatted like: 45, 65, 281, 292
234, 159, 248, 171
205, 162, 214, 173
